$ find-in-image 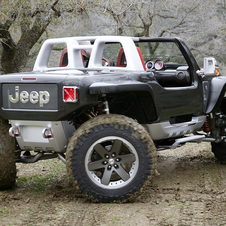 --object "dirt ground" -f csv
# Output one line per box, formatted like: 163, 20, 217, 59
1, 142, 226, 226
